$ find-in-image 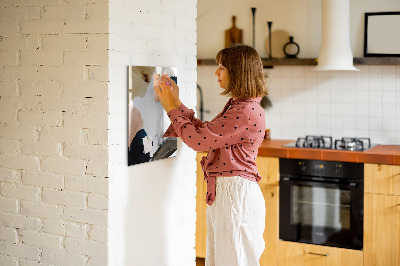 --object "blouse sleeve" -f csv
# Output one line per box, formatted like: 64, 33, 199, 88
163, 103, 204, 137
166, 106, 252, 152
